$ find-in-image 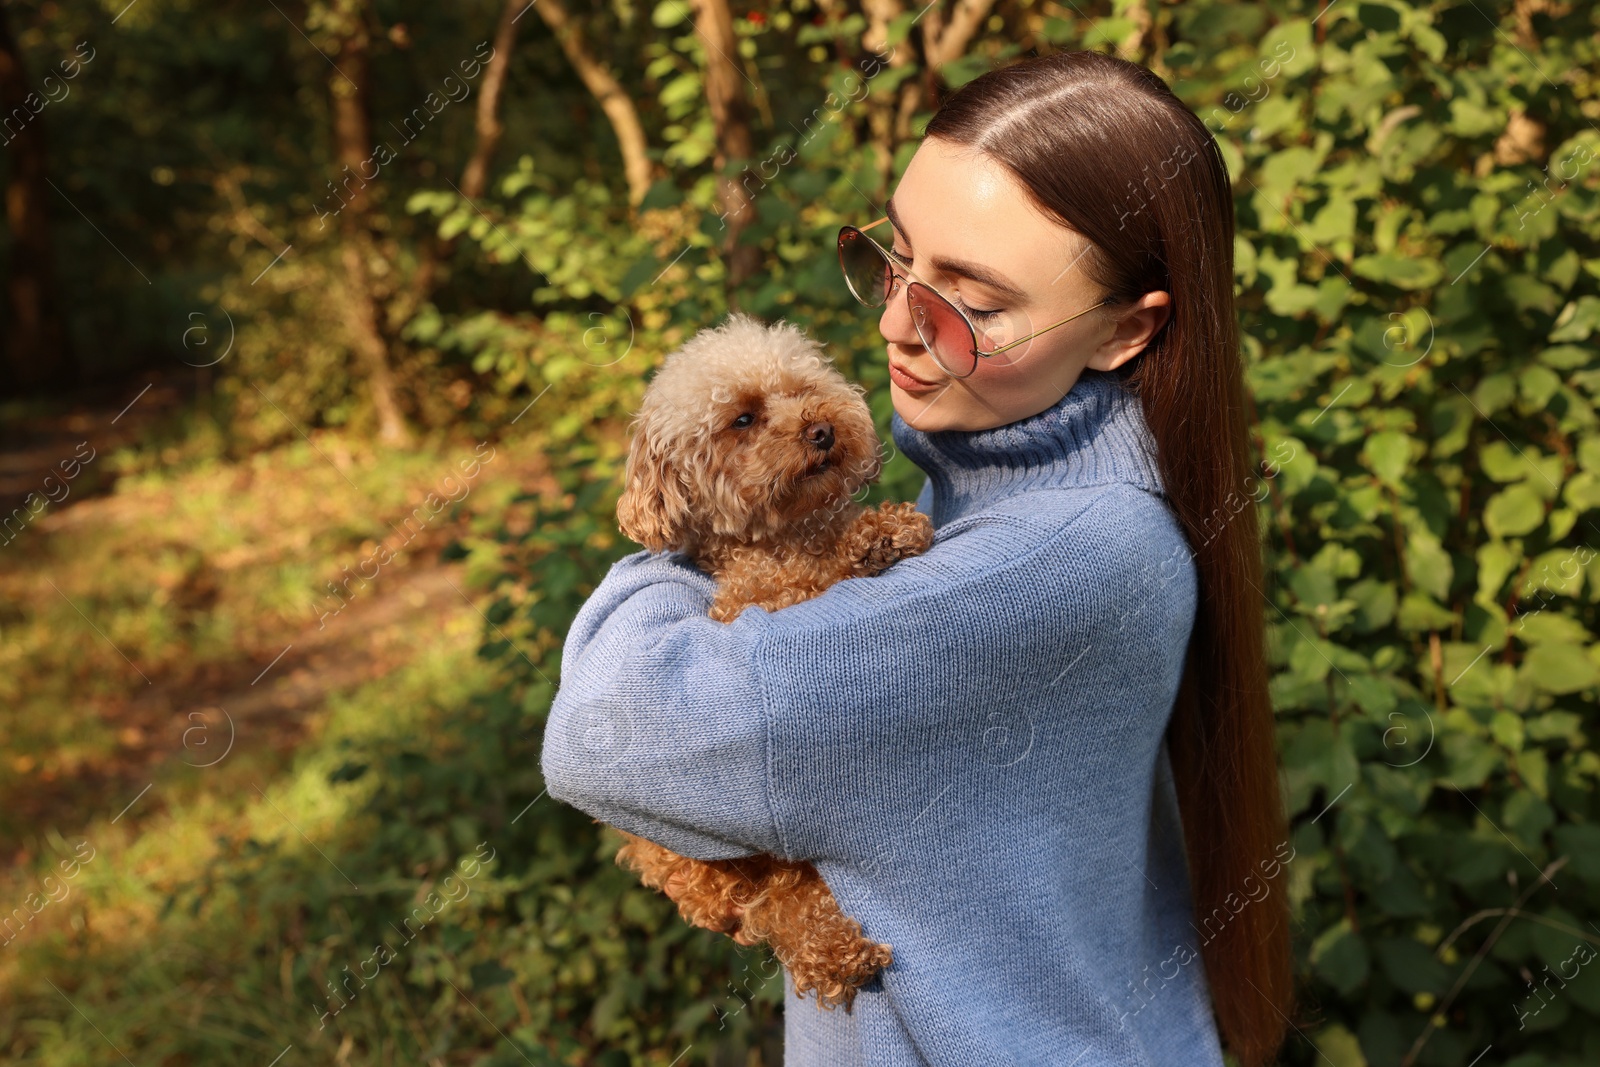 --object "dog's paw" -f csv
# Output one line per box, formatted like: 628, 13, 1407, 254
849, 502, 934, 576
791, 938, 894, 1013
881, 502, 934, 555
